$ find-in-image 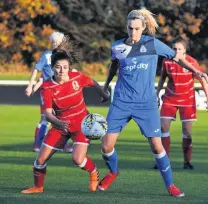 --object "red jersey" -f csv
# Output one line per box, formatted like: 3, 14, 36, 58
41, 72, 95, 131
162, 55, 201, 107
